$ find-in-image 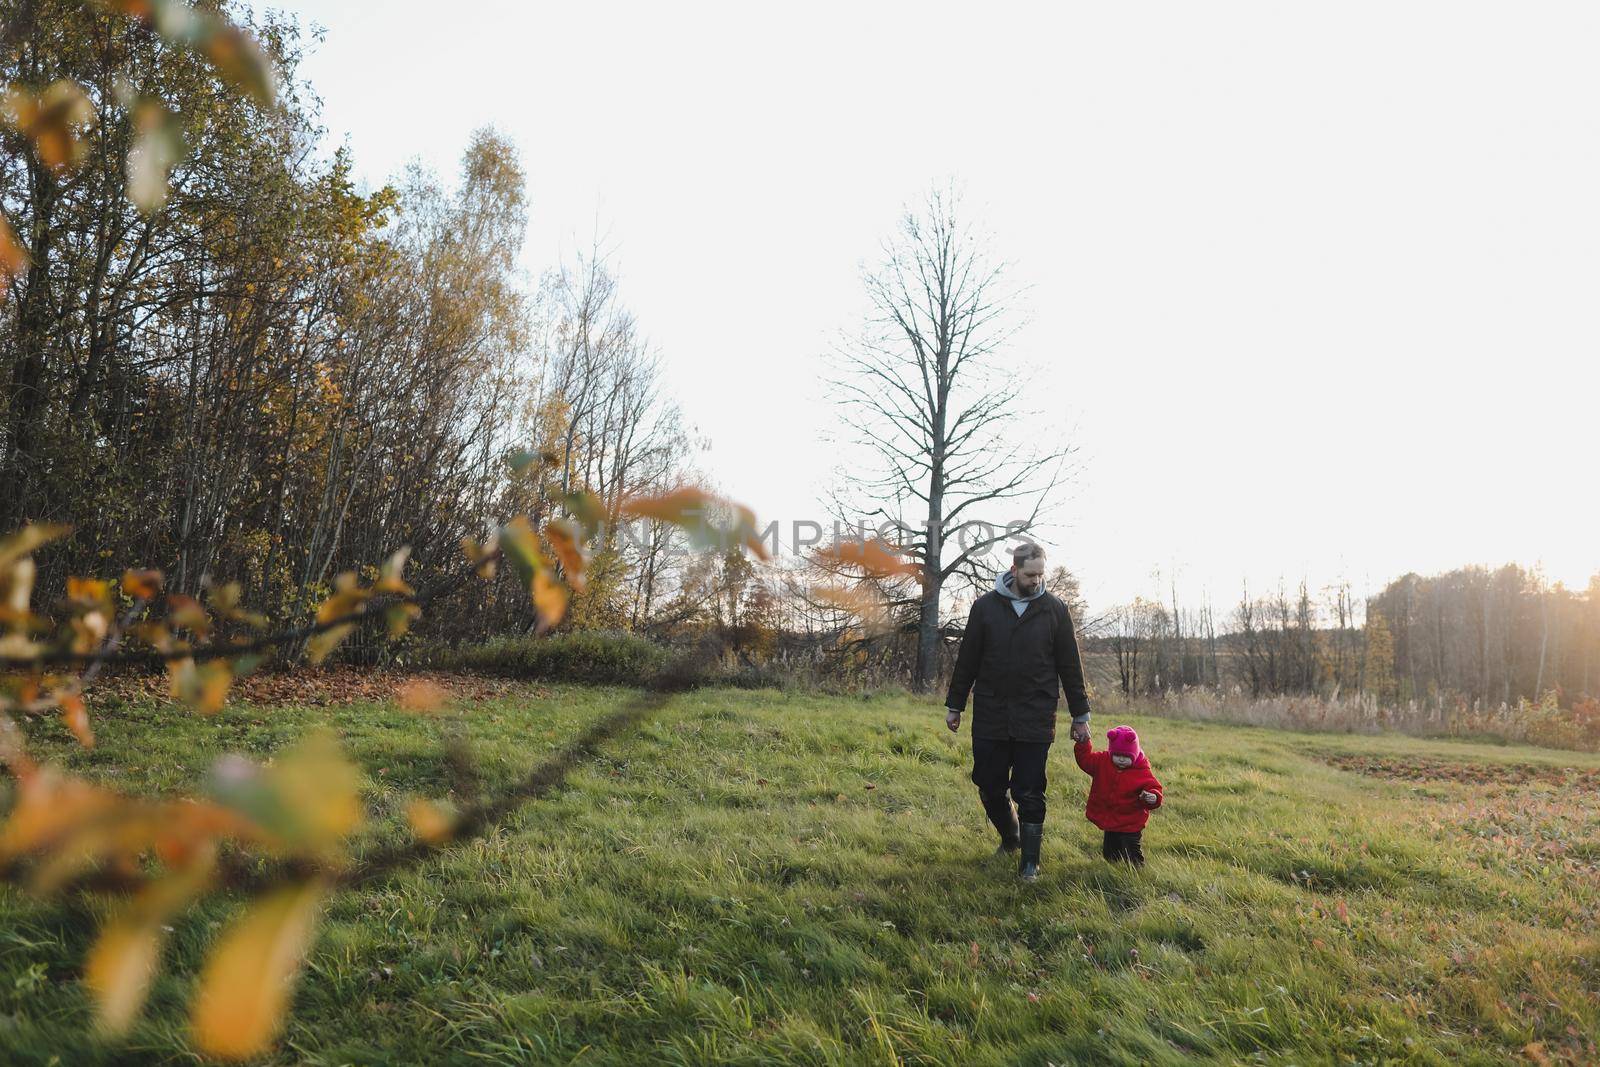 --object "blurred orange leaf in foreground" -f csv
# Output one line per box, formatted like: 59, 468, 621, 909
97, 0, 277, 106
533, 569, 569, 631
0, 216, 26, 298
190, 880, 325, 1060
620, 487, 770, 561
405, 798, 457, 845
58, 692, 93, 748
543, 518, 588, 592
814, 538, 922, 581
395, 677, 448, 713
85, 849, 216, 1035
2, 80, 94, 173
85, 921, 162, 1035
